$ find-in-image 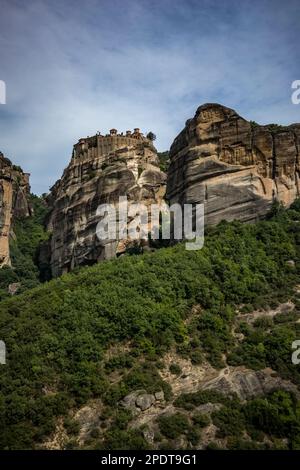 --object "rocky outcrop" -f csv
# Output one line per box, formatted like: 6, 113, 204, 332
0, 152, 31, 266
167, 103, 300, 225
46, 130, 166, 277
120, 390, 164, 414
43, 104, 300, 276
202, 366, 300, 401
